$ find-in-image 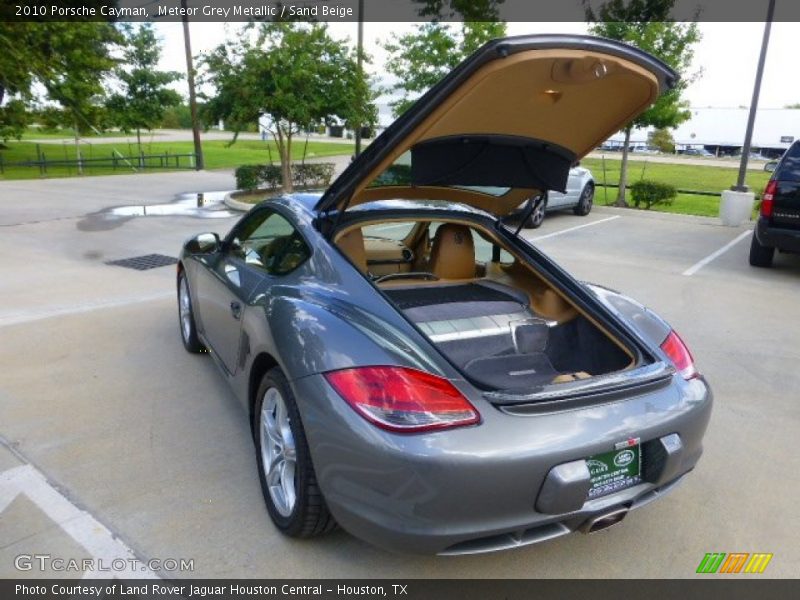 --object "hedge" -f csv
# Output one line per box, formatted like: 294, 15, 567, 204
235, 163, 336, 191
630, 180, 677, 209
